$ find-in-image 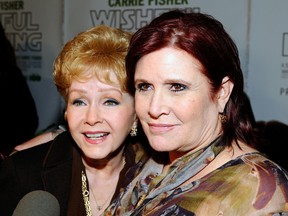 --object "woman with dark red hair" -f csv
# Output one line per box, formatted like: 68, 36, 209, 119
106, 9, 288, 215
